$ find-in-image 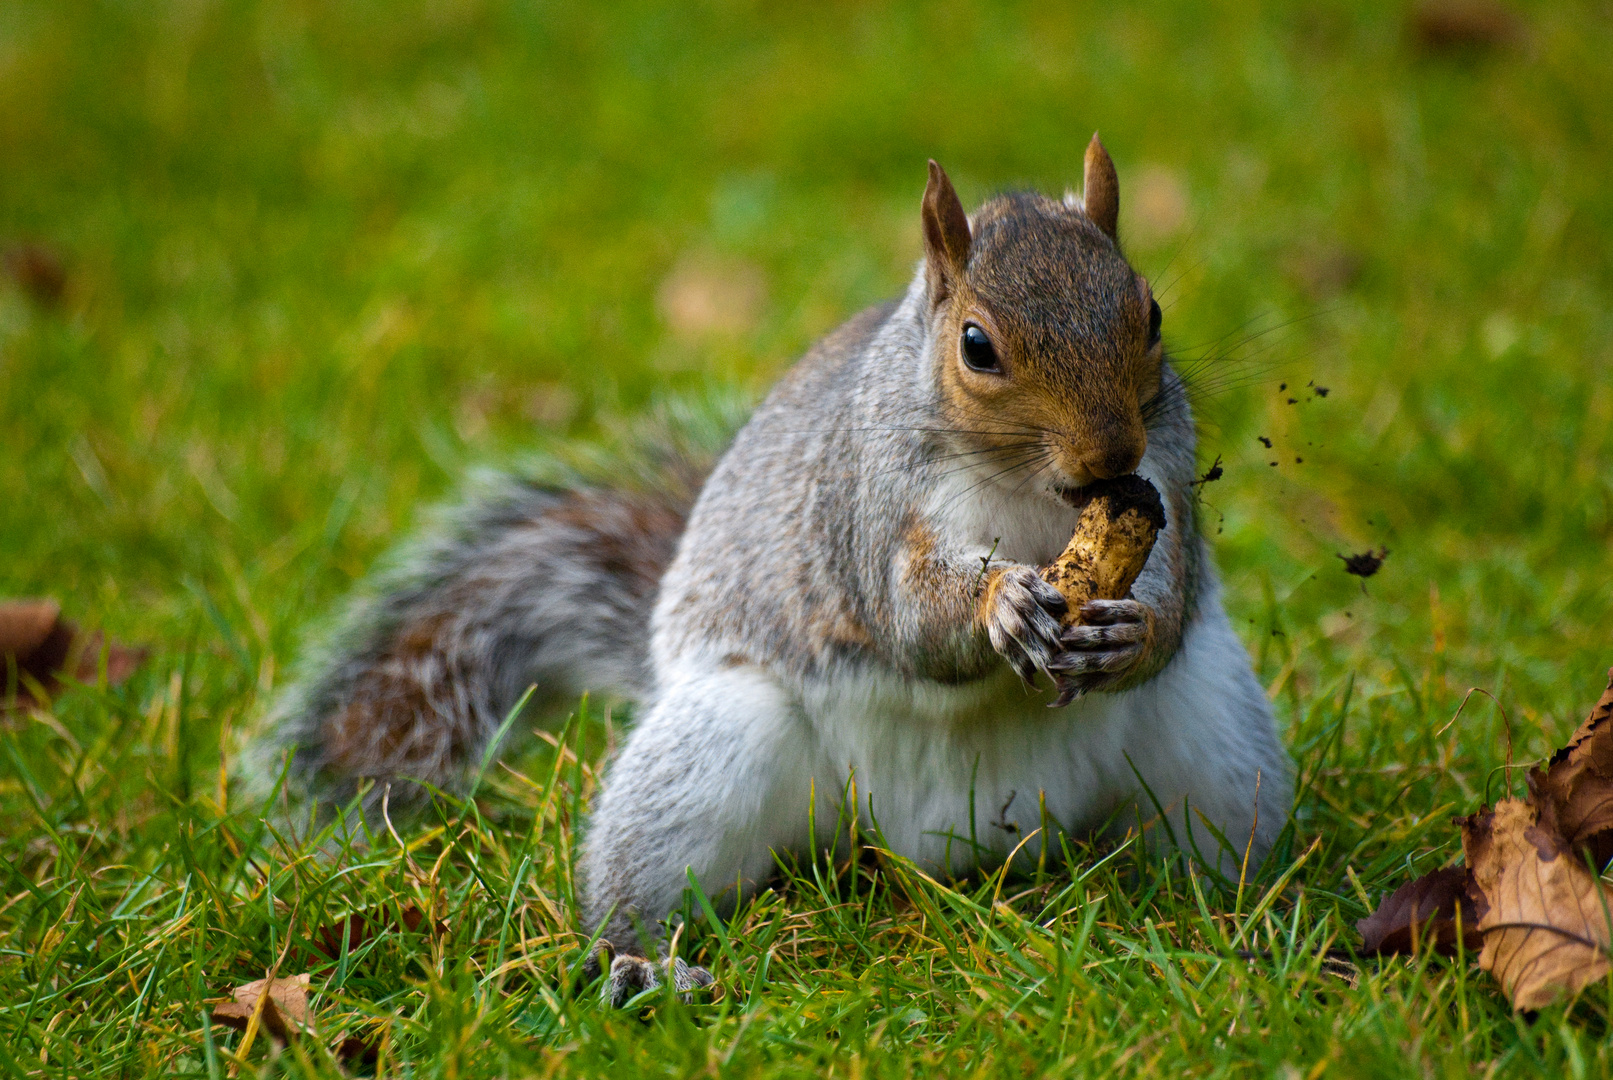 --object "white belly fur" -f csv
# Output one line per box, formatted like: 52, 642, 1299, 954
793, 592, 1279, 875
